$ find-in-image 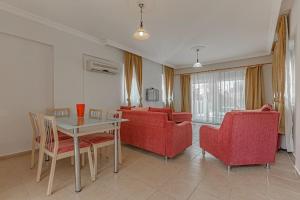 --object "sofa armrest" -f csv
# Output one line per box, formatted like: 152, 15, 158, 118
173, 121, 191, 129
200, 125, 220, 151
167, 121, 192, 138
172, 112, 192, 123
165, 121, 192, 157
